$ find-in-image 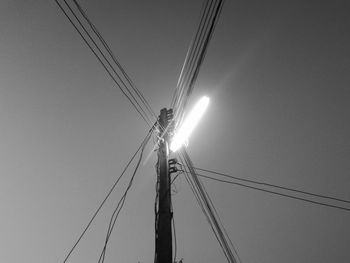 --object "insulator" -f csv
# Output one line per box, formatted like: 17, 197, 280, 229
168, 158, 177, 166
169, 167, 178, 174
166, 109, 174, 121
